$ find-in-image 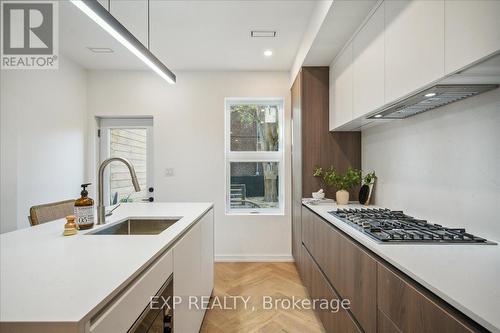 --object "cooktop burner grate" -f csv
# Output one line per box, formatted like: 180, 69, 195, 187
329, 208, 495, 244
